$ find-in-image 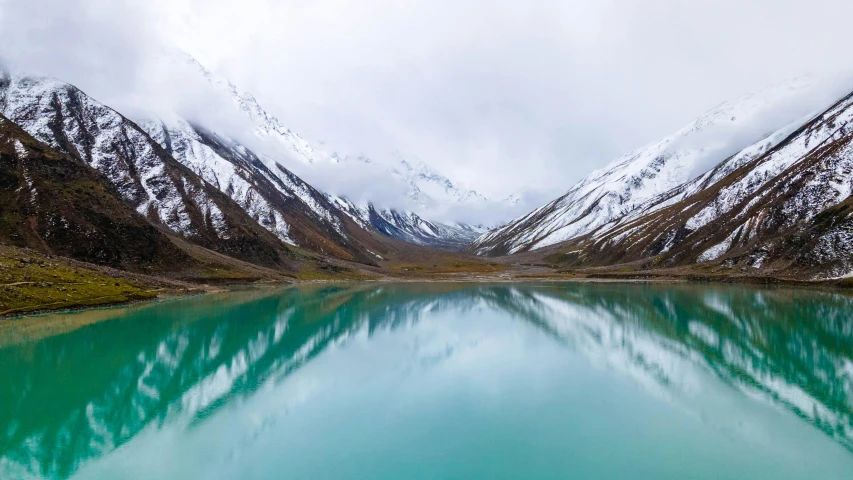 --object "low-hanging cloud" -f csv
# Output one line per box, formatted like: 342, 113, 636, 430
667, 74, 853, 180
157, 0, 853, 199
0, 0, 159, 111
